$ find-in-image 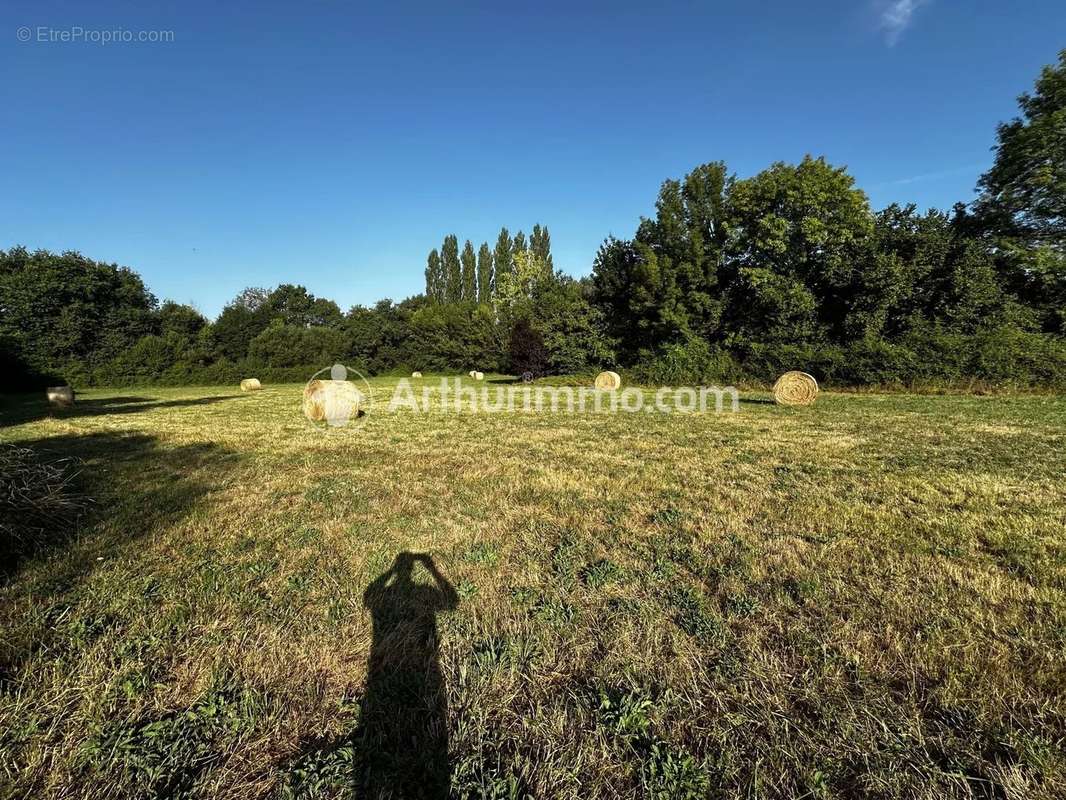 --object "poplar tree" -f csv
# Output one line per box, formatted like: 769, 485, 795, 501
424, 248, 443, 301
531, 224, 554, 269
477, 242, 494, 303
442, 235, 461, 303
494, 227, 513, 285
461, 240, 477, 302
